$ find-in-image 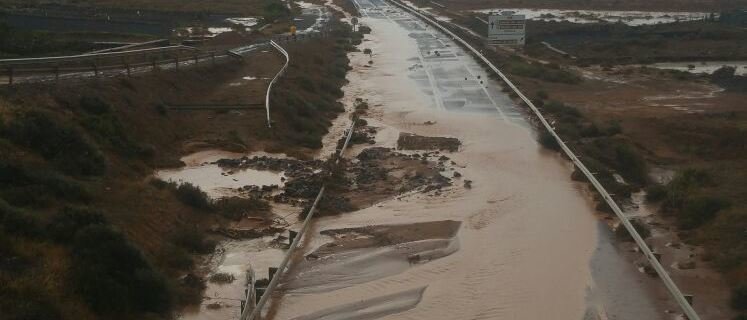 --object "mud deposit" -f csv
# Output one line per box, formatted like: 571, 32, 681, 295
281, 221, 461, 293
396, 132, 461, 151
